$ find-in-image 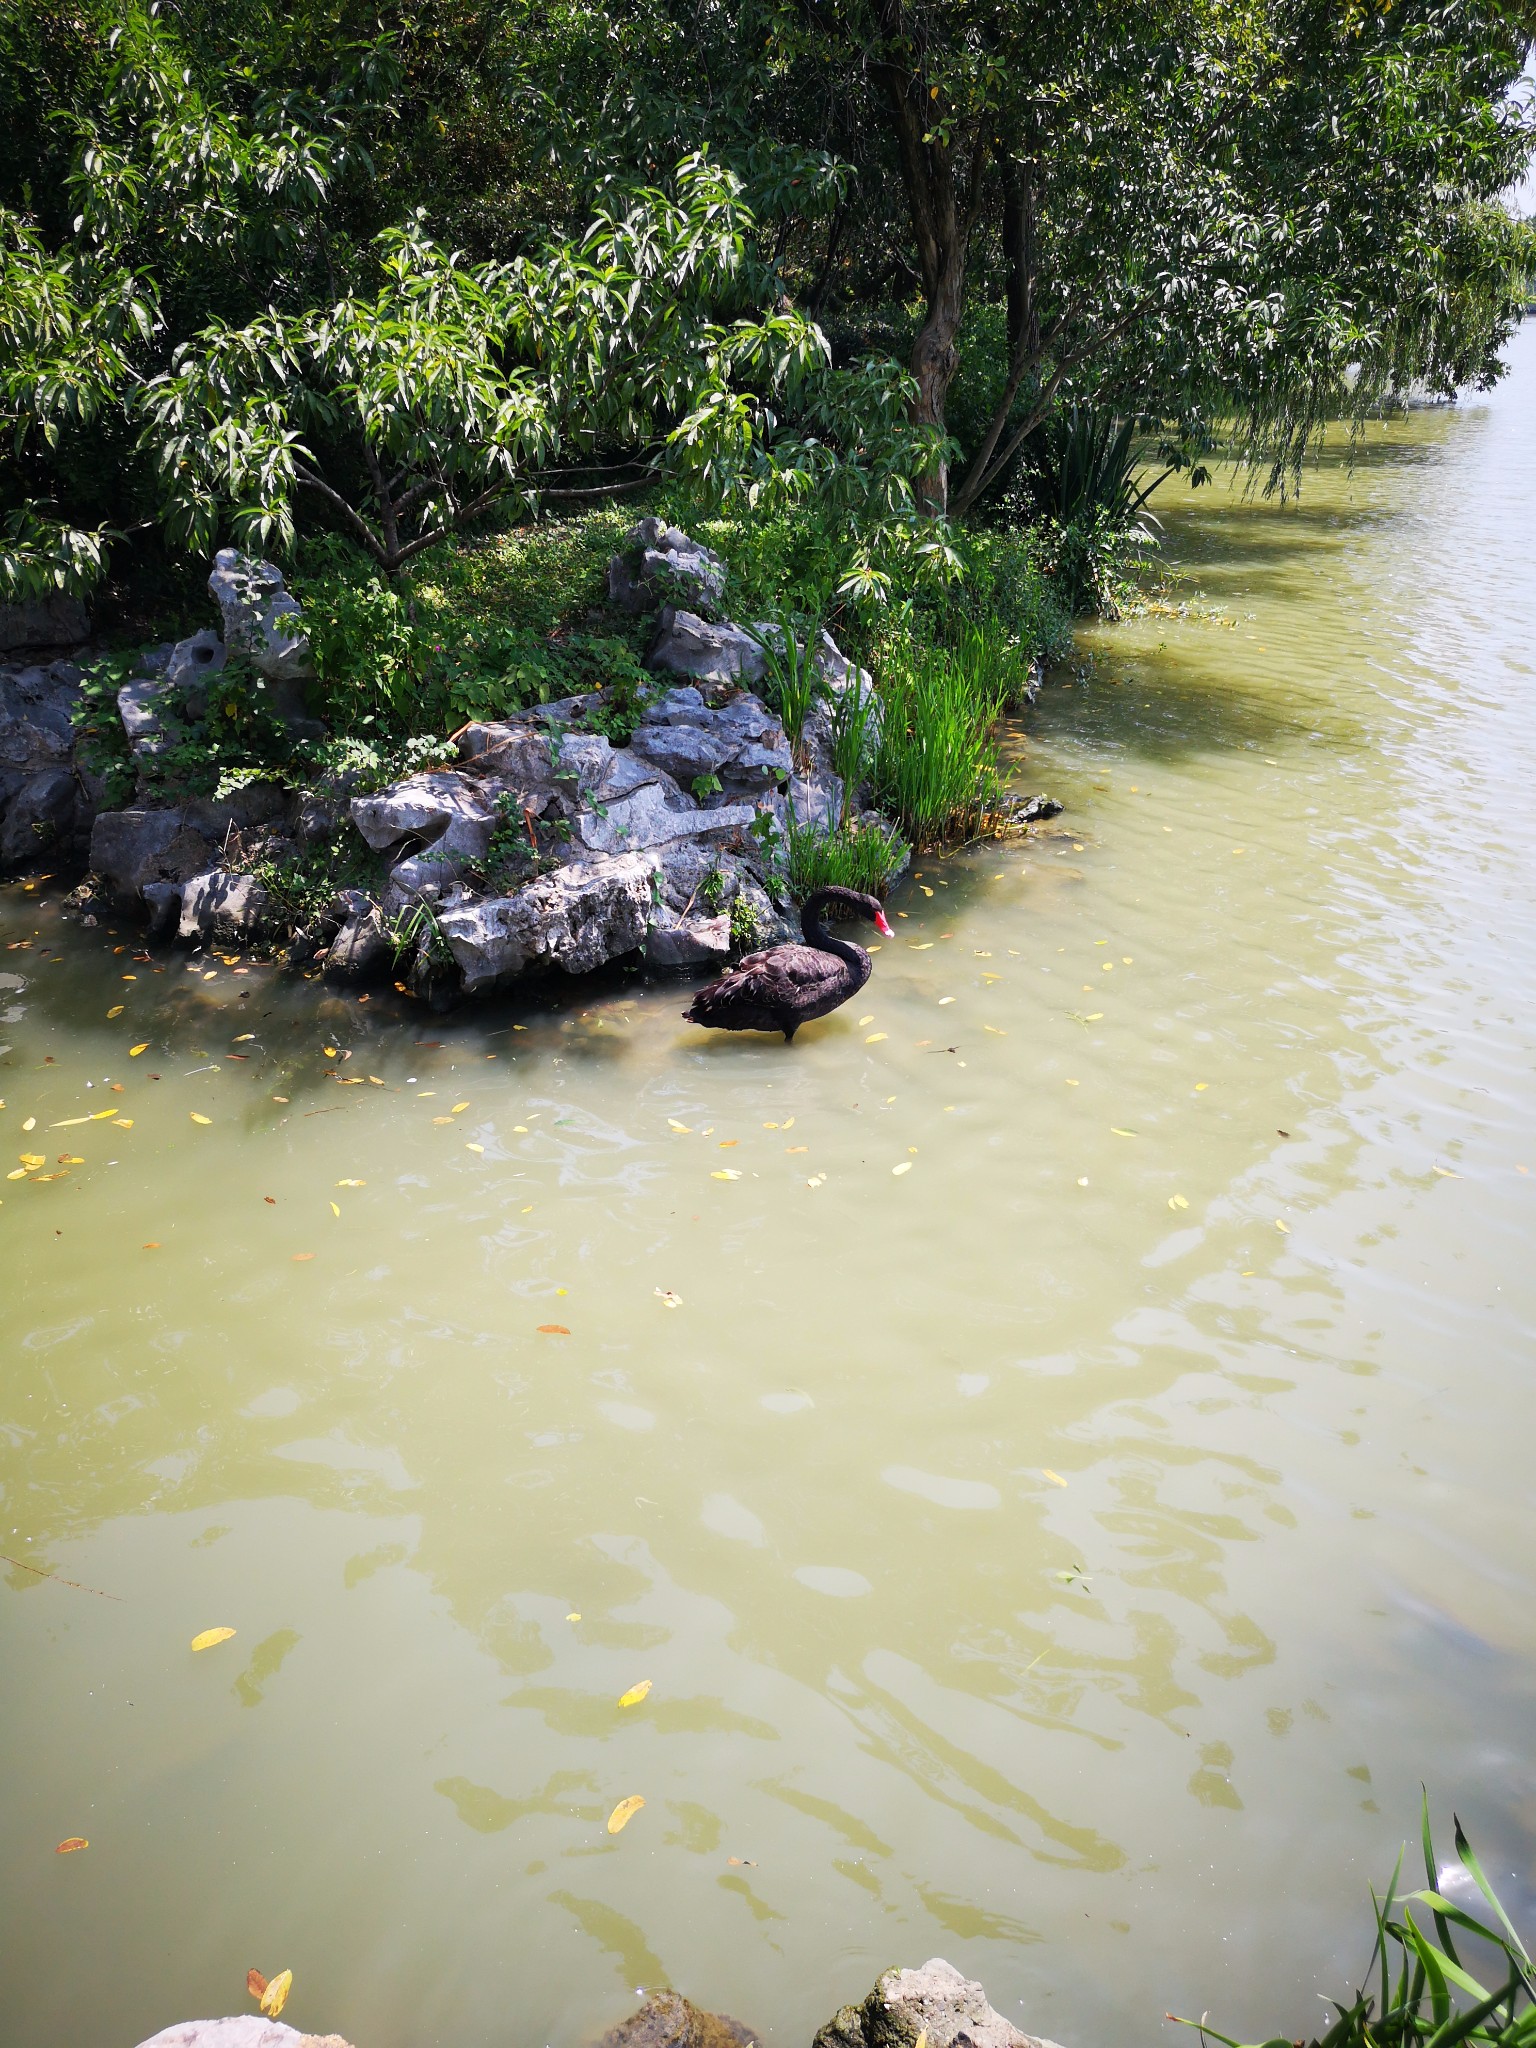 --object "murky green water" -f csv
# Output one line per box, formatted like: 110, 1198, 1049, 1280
5, 327, 1536, 2048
